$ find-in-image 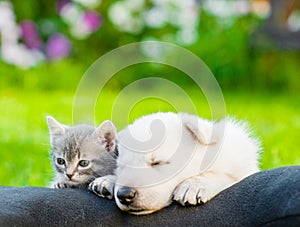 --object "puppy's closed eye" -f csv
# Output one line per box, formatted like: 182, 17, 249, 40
149, 160, 170, 167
